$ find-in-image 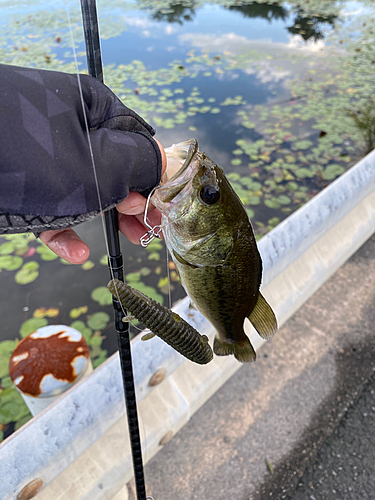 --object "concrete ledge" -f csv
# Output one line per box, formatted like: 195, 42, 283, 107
0, 149, 374, 499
